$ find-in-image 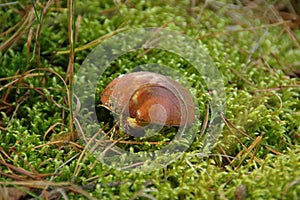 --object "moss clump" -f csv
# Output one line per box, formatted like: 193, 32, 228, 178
0, 0, 299, 199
